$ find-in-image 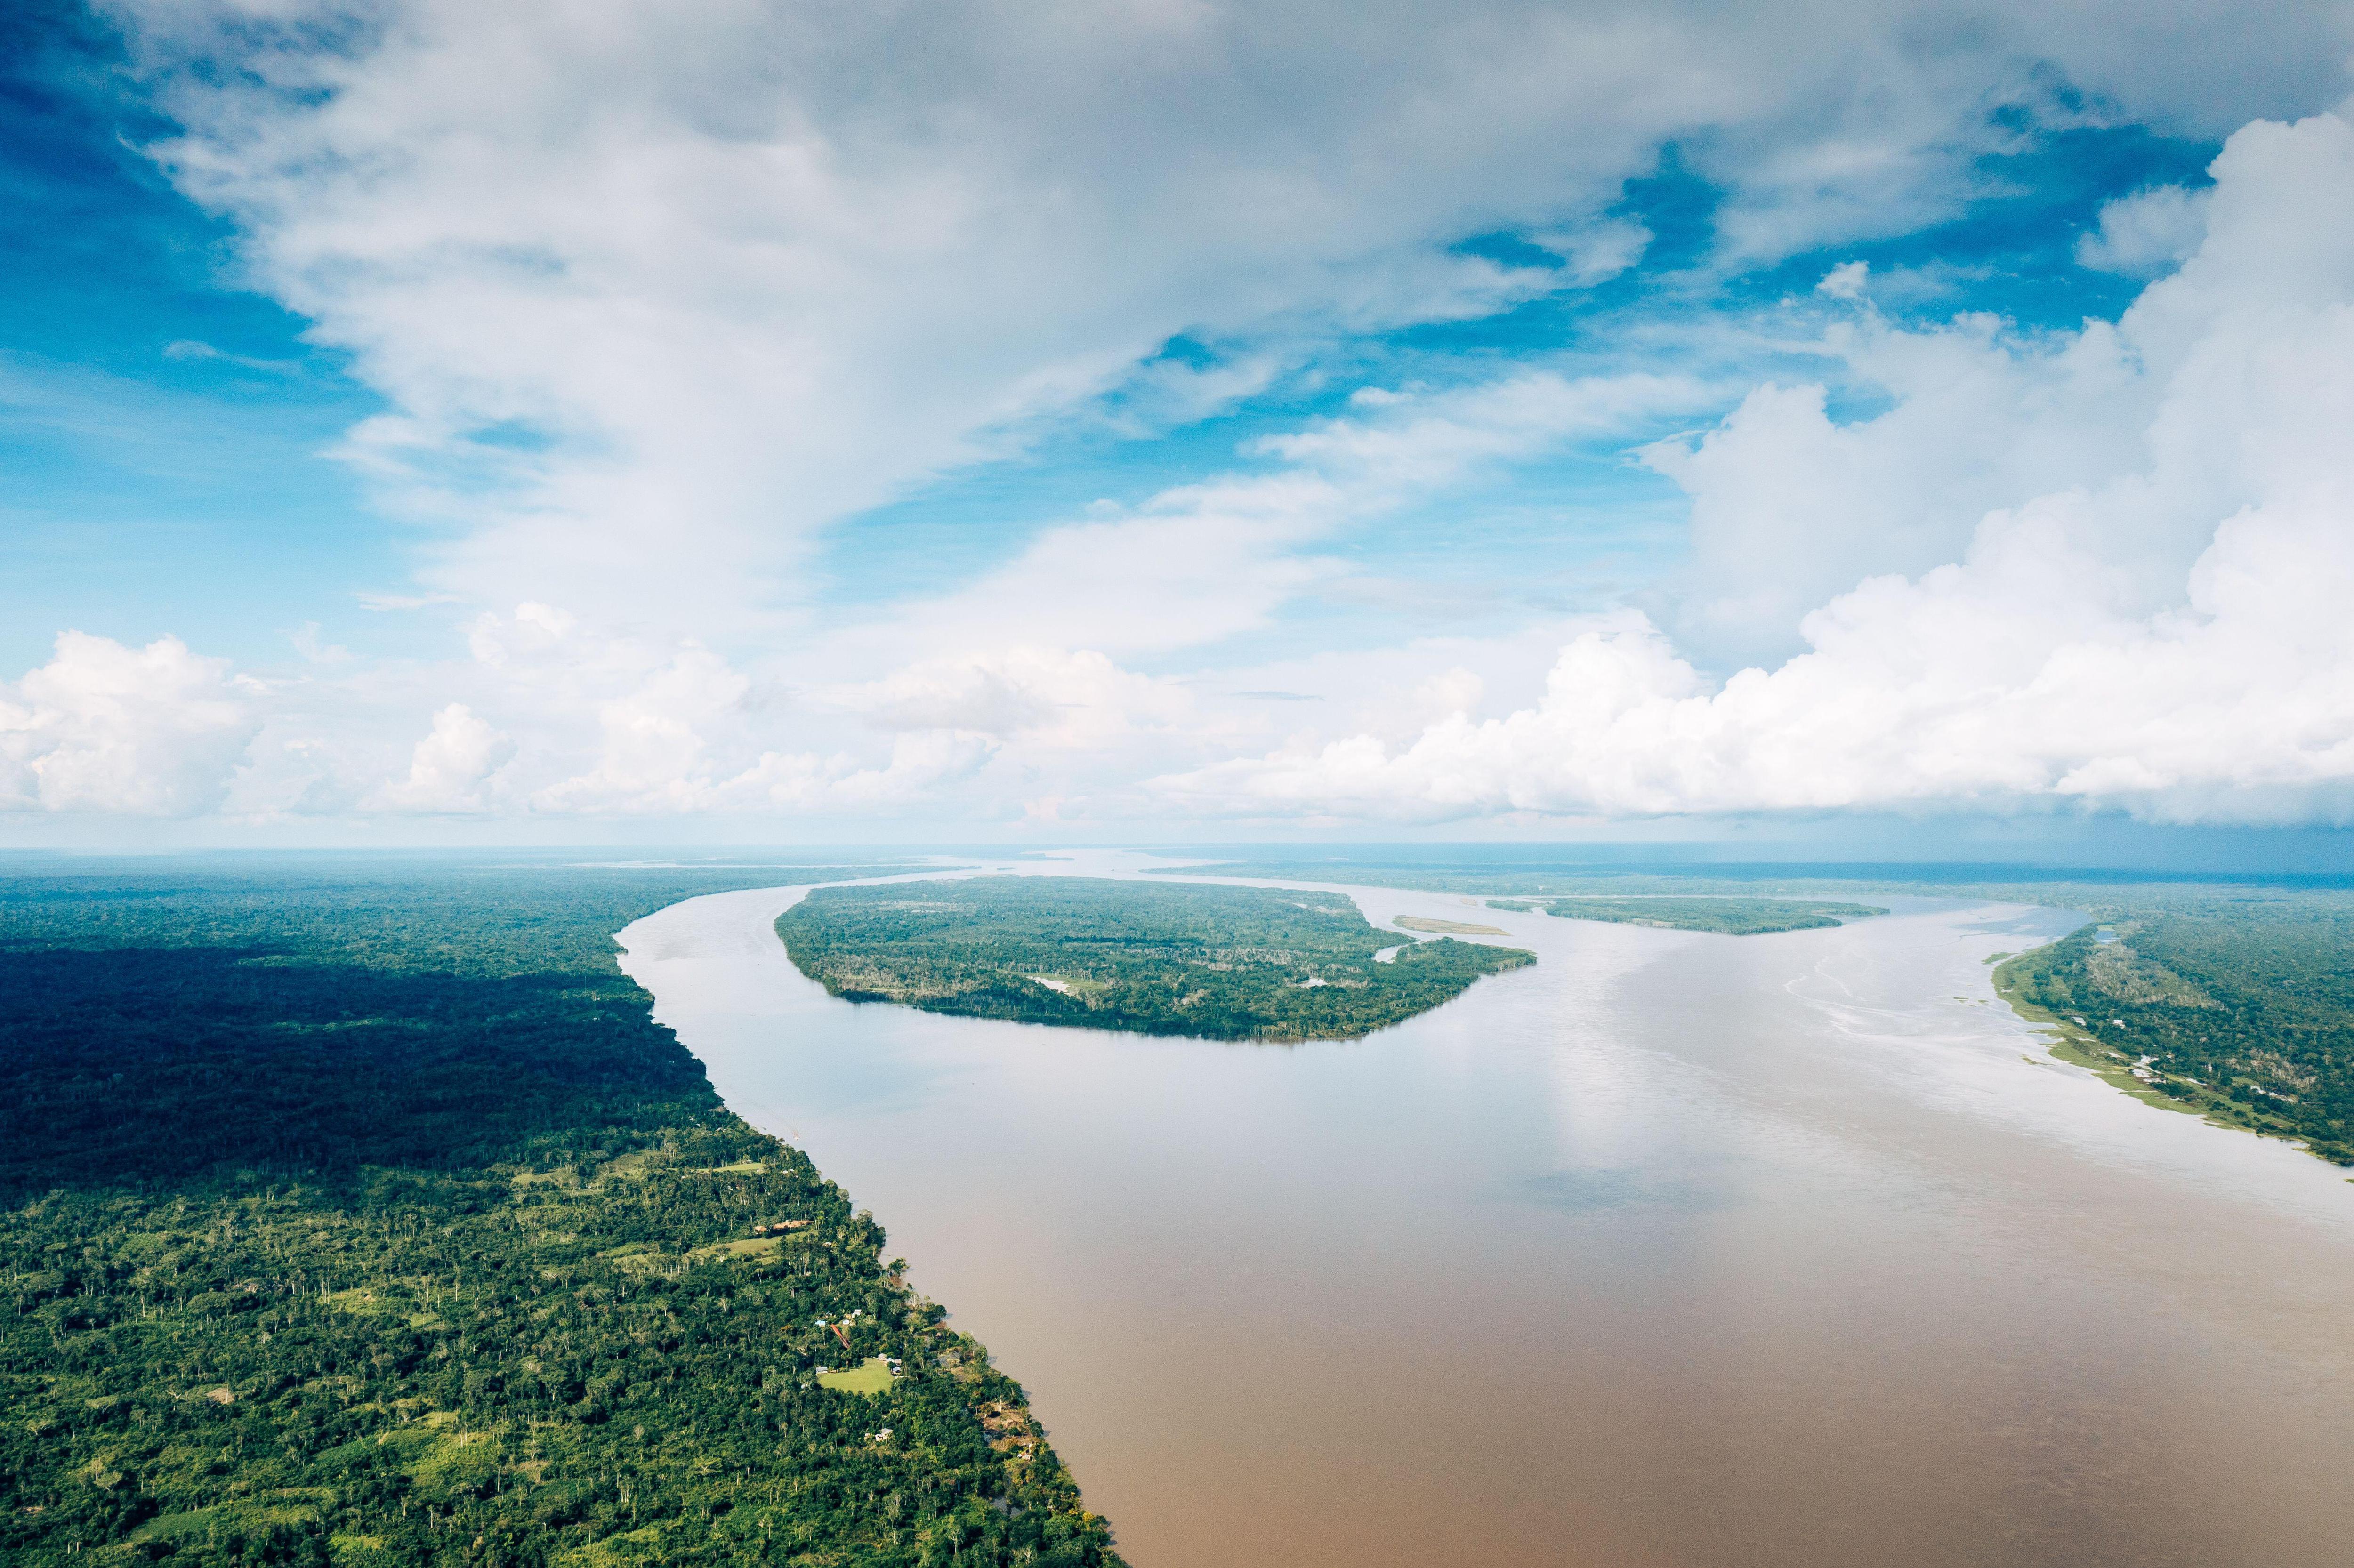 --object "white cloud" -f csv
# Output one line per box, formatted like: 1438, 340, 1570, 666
26, 4, 2354, 837
1528, 217, 1653, 286
1253, 369, 1714, 480
2076, 184, 2213, 275
411, 604, 1012, 818
368, 703, 516, 813
834, 648, 1203, 750
0, 633, 260, 816
355, 590, 462, 612
1169, 110, 2354, 827
162, 338, 299, 373
1817, 261, 1870, 298
105, 0, 2354, 632
1641, 314, 2163, 670
28, 100, 2353, 836
728, 730, 1003, 814
529, 653, 753, 815
812, 367, 1716, 688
